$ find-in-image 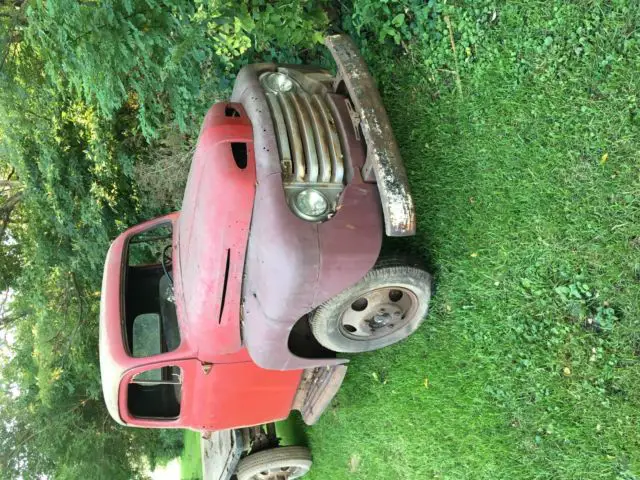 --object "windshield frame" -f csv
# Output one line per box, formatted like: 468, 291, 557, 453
121, 220, 180, 358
